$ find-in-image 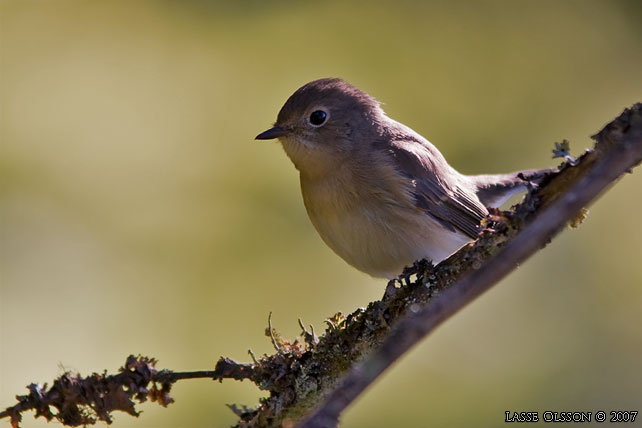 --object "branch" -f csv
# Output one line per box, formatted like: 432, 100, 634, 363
0, 355, 256, 428
2, 103, 641, 428
297, 104, 642, 428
